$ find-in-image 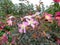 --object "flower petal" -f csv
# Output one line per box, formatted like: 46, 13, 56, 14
22, 22, 28, 26
33, 21, 39, 25
24, 28, 26, 33
31, 24, 35, 29
18, 24, 22, 27
18, 28, 23, 33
